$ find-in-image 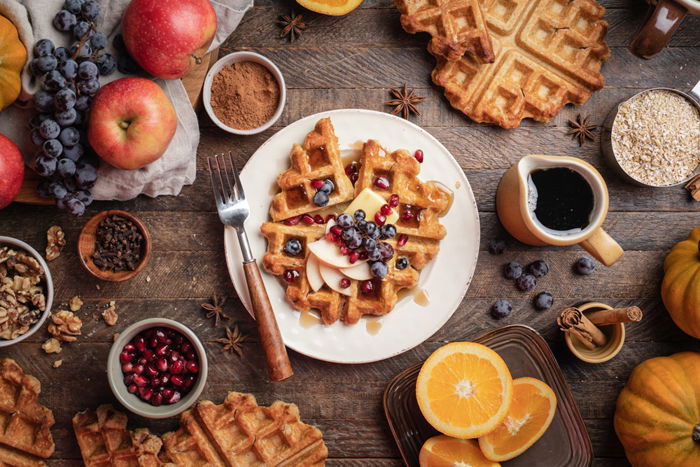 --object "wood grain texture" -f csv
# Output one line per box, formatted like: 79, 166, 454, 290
0, 1, 698, 465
